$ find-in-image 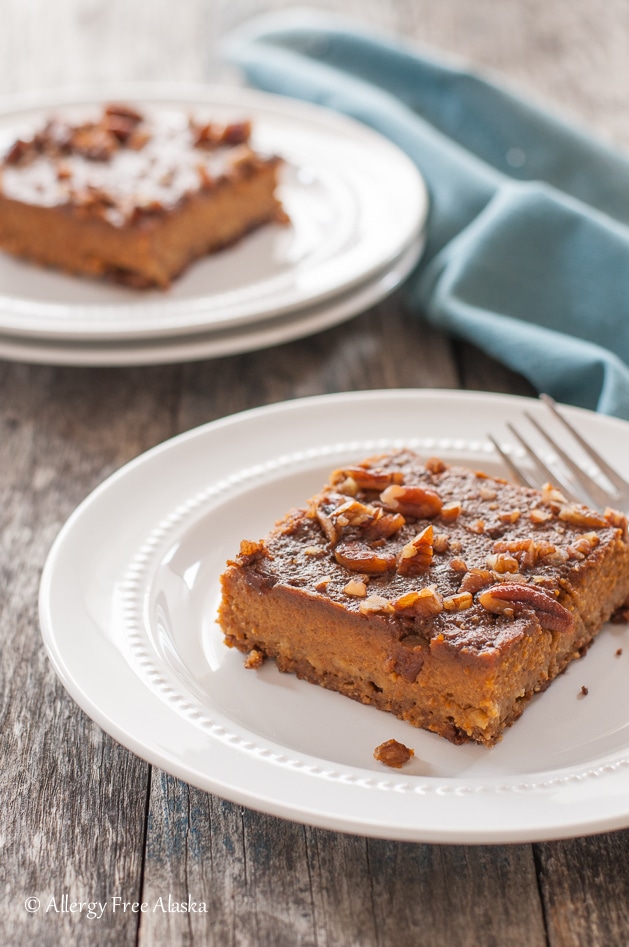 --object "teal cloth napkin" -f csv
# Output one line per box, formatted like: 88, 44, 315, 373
225, 11, 629, 420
